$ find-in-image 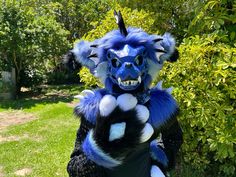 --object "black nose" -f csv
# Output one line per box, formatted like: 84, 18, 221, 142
125, 62, 132, 69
